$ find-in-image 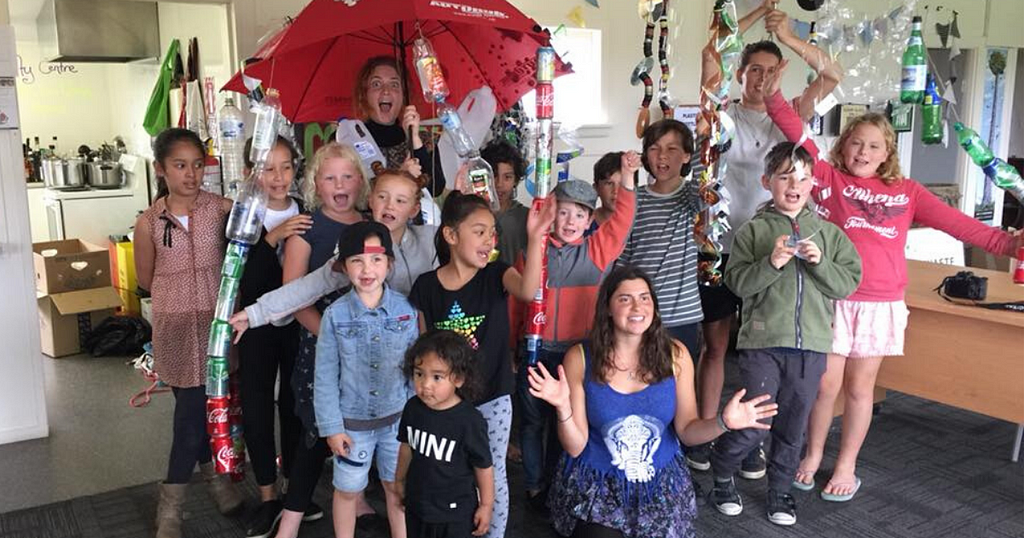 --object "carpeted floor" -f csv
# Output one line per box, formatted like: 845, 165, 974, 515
1, 392, 1021, 538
